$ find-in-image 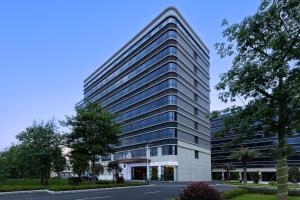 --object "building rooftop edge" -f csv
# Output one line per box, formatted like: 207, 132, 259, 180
83, 6, 209, 85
